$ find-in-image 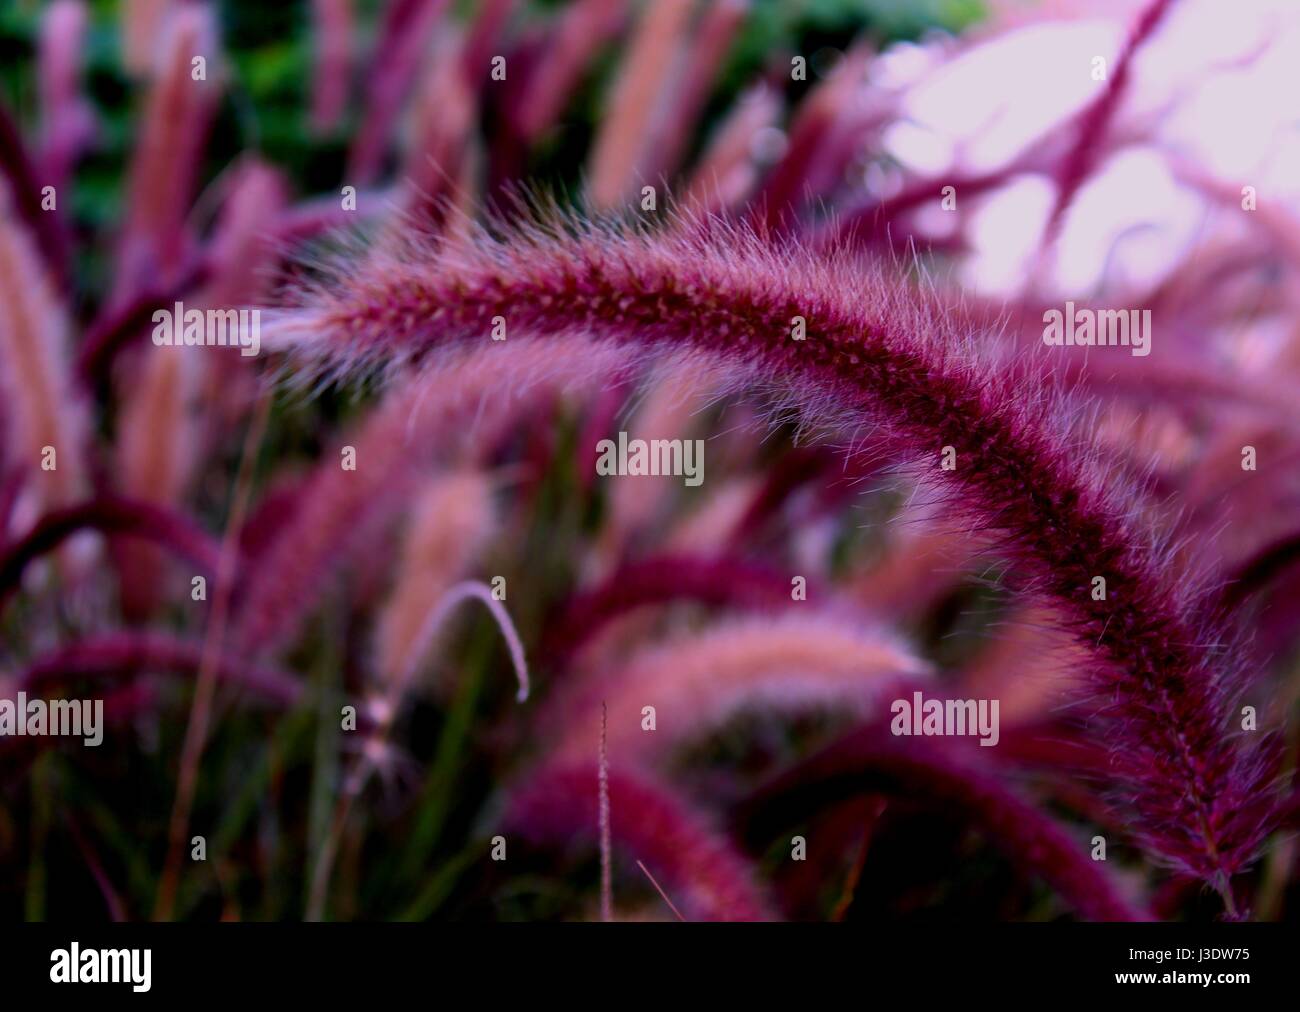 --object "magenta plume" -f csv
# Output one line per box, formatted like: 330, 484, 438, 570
38, 0, 96, 192
542, 553, 795, 665
0, 496, 222, 618
599, 701, 613, 923
16, 631, 302, 708
503, 761, 773, 921
347, 0, 450, 185
263, 212, 1279, 900
460, 0, 516, 87
0, 101, 71, 286
1038, 0, 1178, 254
751, 45, 877, 231
734, 725, 1148, 922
